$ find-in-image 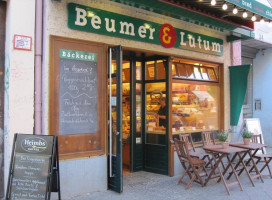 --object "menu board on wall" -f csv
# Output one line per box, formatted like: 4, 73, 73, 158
6, 134, 60, 200
59, 49, 98, 135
